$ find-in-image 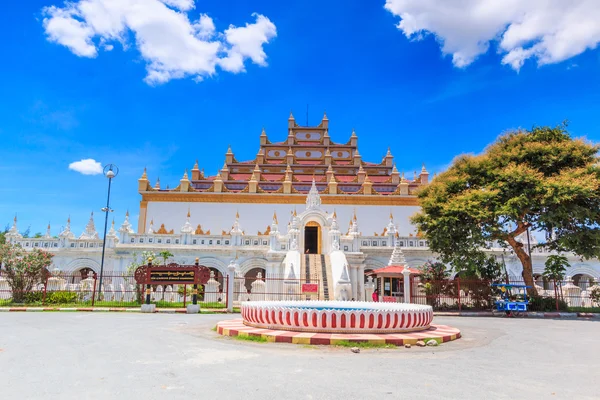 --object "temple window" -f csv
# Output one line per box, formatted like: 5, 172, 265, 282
53, 243, 58, 247
157, 239, 161, 243
25, 242, 29, 247
225, 240, 230, 245
130, 238, 135, 243
372, 241, 378, 246
175, 239, 179, 244
362, 241, 368, 246
344, 246, 349, 251
419, 241, 424, 246
166, 239, 171, 244
149, 238, 153, 243
140, 239, 144, 243
209, 240, 213, 245
409, 241, 414, 246
262, 241, 267, 245
71, 243, 75, 247
217, 240, 221, 245
193, 239, 197, 244
281, 245, 286, 250
382, 241, 387, 246
254, 241, 258, 245
245, 240, 250, 245
201, 240, 205, 244
399, 241, 404, 246
79, 243, 83, 248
